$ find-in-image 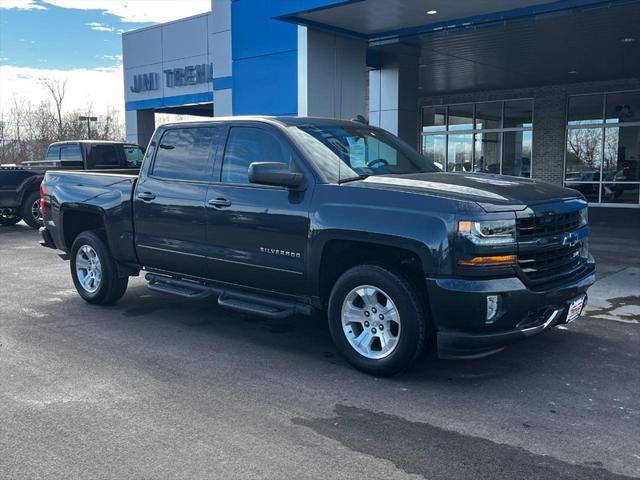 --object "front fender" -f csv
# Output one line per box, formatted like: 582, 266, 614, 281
307, 185, 462, 296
